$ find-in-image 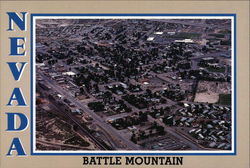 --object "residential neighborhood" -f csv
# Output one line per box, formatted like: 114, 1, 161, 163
35, 18, 232, 151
